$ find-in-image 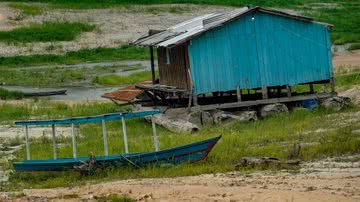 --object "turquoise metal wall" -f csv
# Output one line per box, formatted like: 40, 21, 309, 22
188, 12, 333, 94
